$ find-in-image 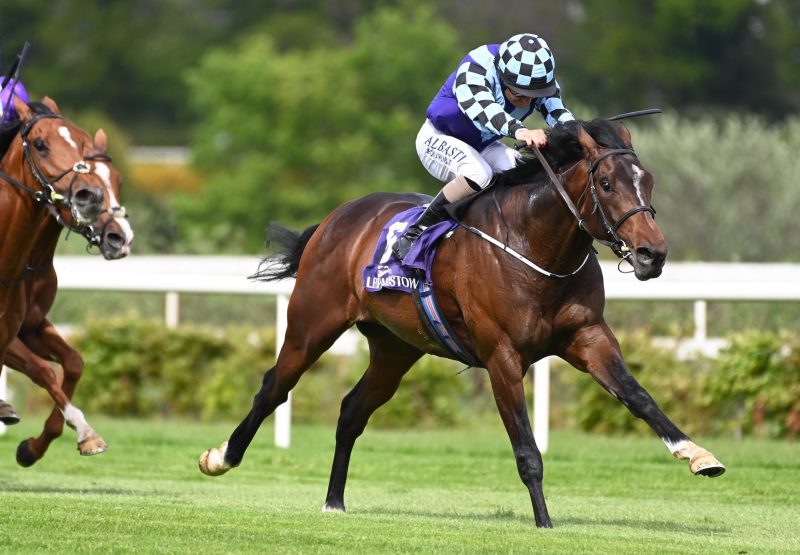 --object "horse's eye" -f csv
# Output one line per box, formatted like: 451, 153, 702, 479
33, 138, 47, 152
600, 177, 612, 191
